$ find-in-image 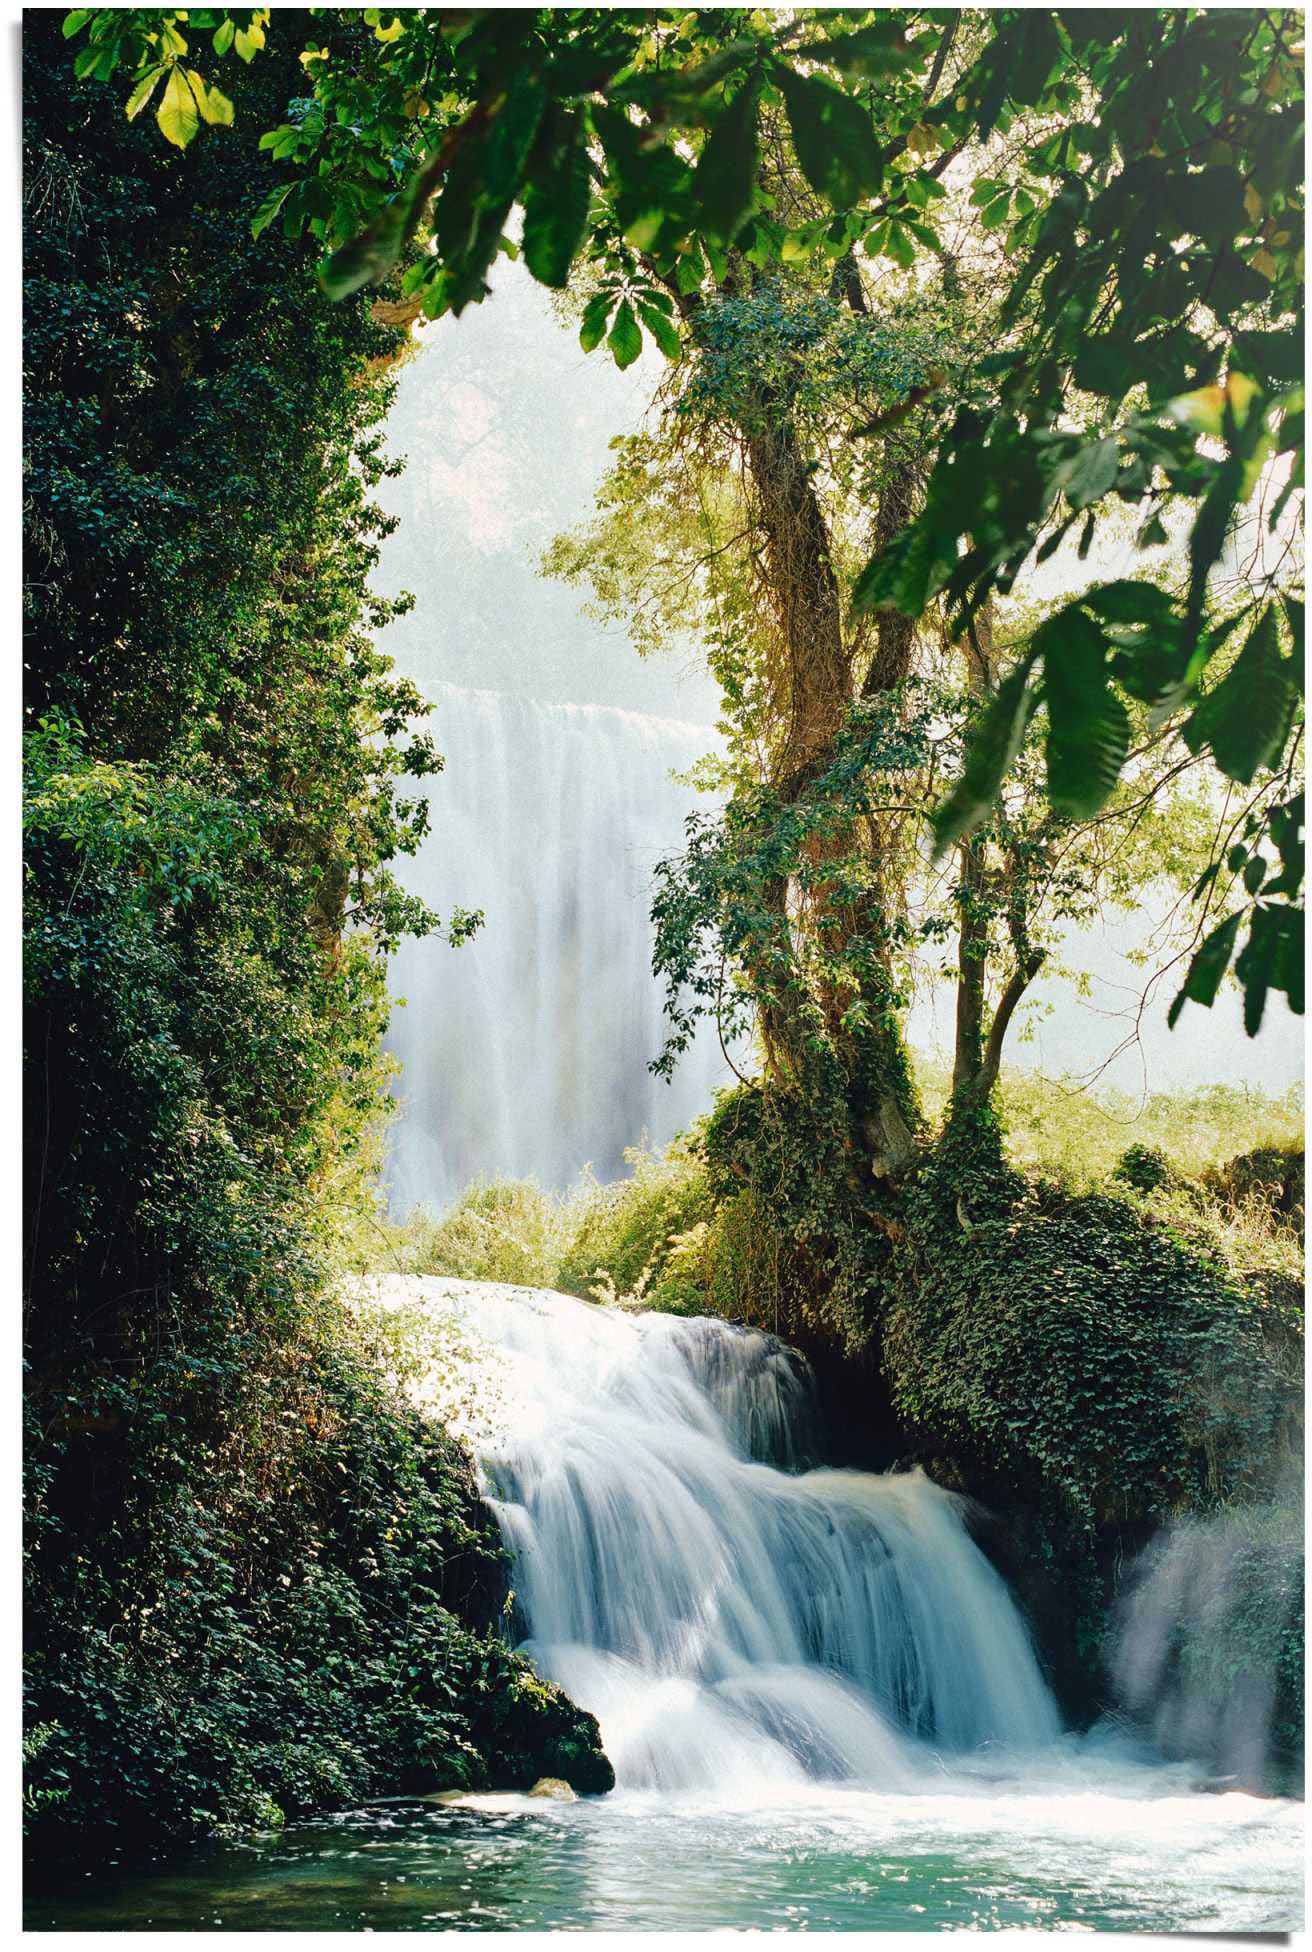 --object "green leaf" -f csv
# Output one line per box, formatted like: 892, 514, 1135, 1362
250, 180, 296, 241
521, 114, 591, 288
124, 65, 165, 122
195, 75, 233, 127
637, 301, 680, 361
319, 197, 408, 300
932, 655, 1040, 855
1167, 911, 1243, 1026
809, 19, 916, 77
1233, 903, 1303, 1033
578, 291, 613, 355
1082, 579, 1176, 627
607, 298, 642, 371
157, 66, 200, 150
776, 66, 883, 209
1183, 605, 1297, 785
1041, 607, 1131, 818
1059, 437, 1120, 510
62, 10, 93, 37
695, 78, 758, 244
212, 18, 235, 56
